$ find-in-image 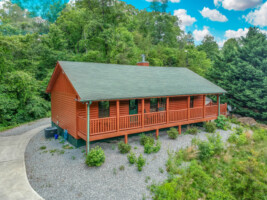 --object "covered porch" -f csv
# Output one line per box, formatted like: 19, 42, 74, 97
77, 95, 227, 143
